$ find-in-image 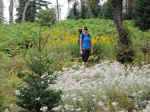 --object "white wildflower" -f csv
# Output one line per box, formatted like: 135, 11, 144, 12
118, 110, 126, 112
112, 102, 118, 106
78, 97, 83, 102
40, 106, 48, 112
76, 108, 81, 111
73, 97, 77, 101
4, 108, 9, 112
15, 90, 20, 95
52, 105, 62, 111
92, 98, 96, 102
98, 101, 104, 106
41, 75, 45, 79
64, 105, 70, 110
49, 61, 150, 111
132, 92, 137, 97
35, 97, 40, 101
